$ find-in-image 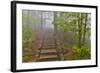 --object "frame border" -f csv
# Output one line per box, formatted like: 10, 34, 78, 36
11, 1, 98, 72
